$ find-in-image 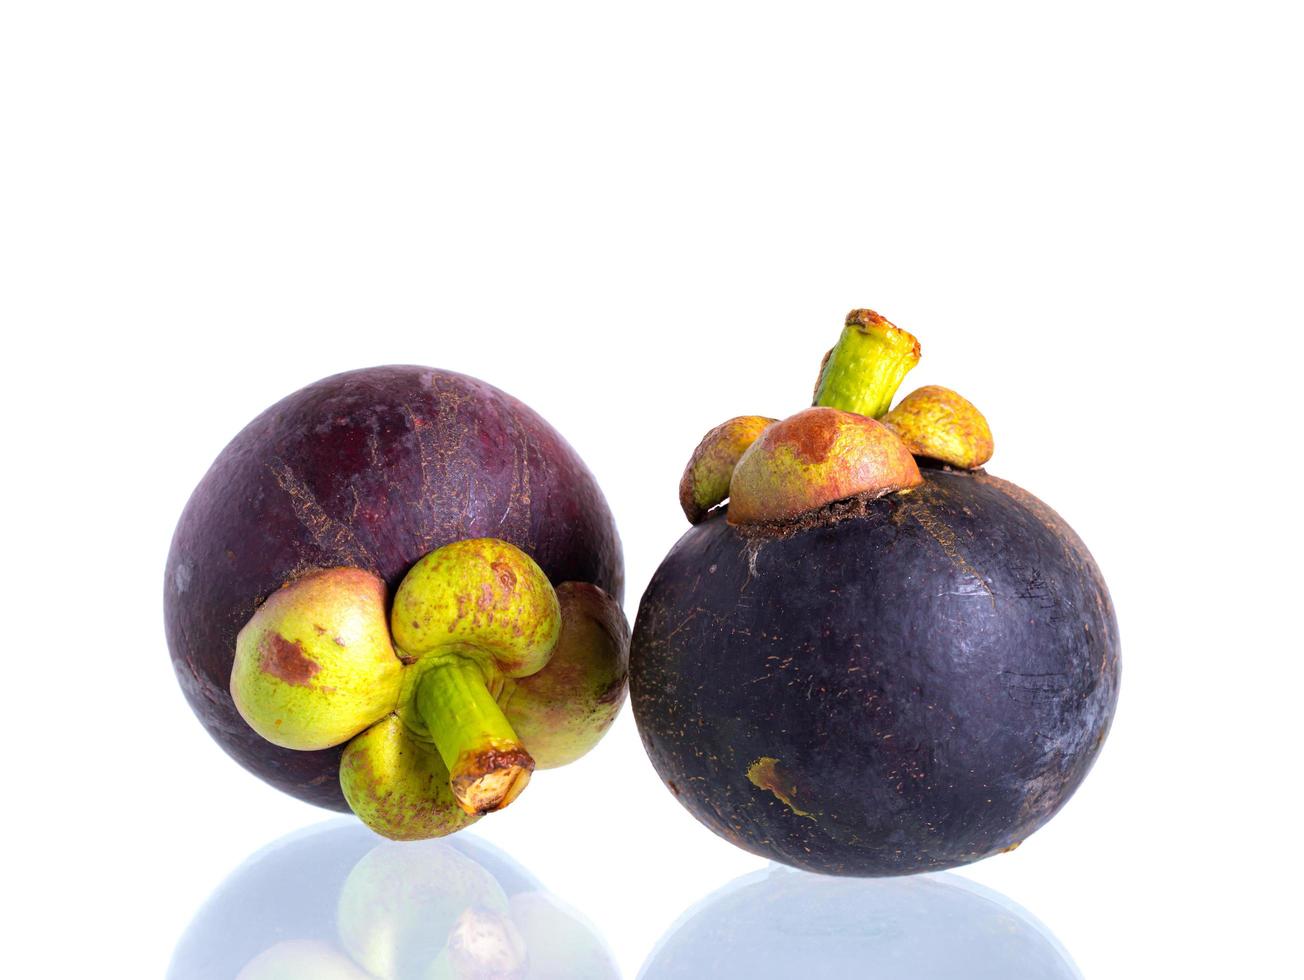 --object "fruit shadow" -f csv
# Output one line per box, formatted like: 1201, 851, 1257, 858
169, 818, 619, 979
639, 865, 1083, 980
